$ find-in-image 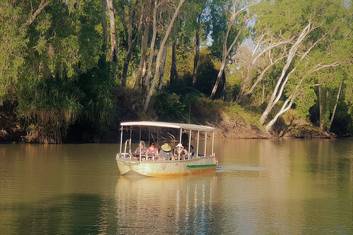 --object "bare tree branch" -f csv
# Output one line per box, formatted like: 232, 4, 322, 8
245, 56, 285, 95
311, 62, 340, 73
25, 0, 49, 26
